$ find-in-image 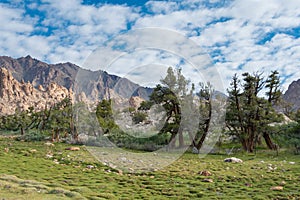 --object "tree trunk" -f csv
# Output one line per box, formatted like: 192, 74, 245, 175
20, 127, 25, 135
196, 131, 208, 150
178, 128, 184, 148
263, 132, 275, 150
169, 133, 176, 149
188, 131, 196, 147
